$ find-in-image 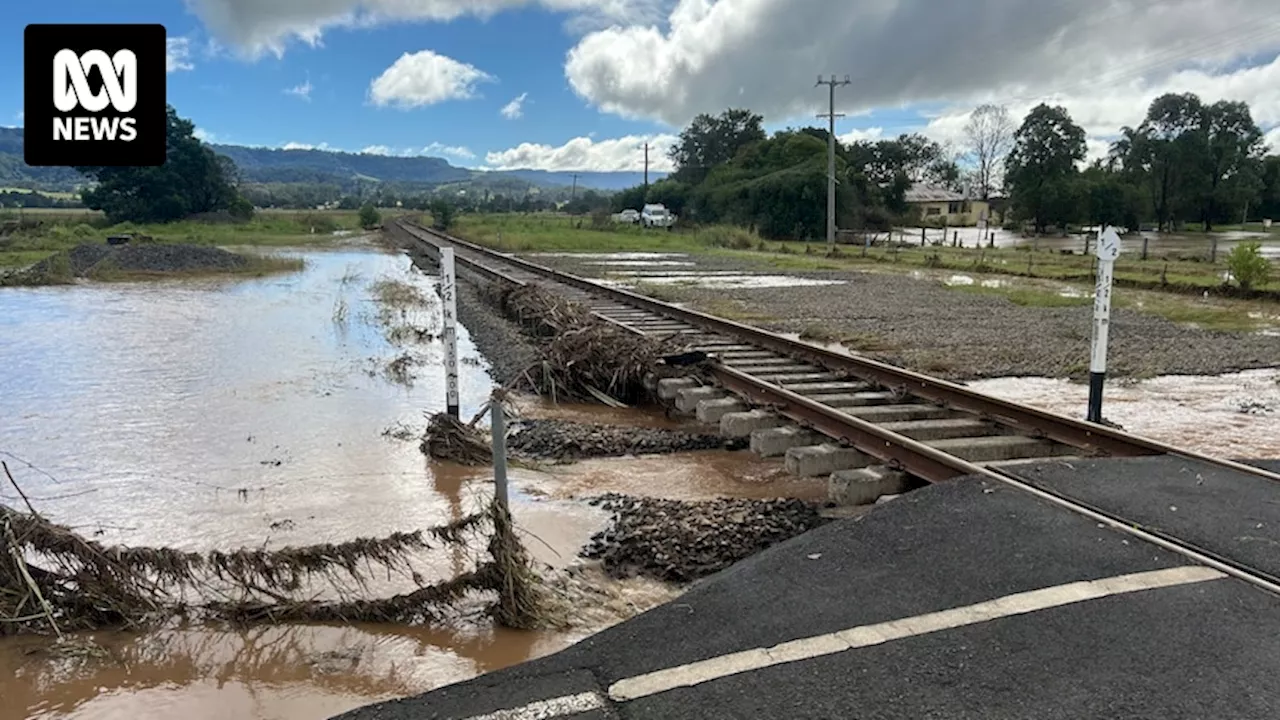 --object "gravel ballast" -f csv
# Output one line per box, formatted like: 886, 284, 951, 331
525, 252, 1280, 381
403, 246, 539, 385
583, 494, 828, 583
508, 419, 725, 461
